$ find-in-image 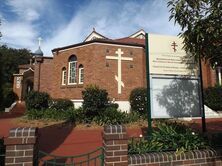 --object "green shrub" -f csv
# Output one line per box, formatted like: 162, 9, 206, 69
151, 122, 207, 152
50, 99, 74, 111
43, 108, 65, 120
128, 138, 163, 154
74, 107, 87, 123
93, 107, 127, 125
0, 83, 18, 109
26, 109, 45, 119
107, 103, 119, 109
125, 111, 143, 123
204, 86, 222, 111
2, 88, 17, 108
26, 108, 76, 122
65, 108, 76, 123
82, 85, 109, 119
92, 107, 141, 125
128, 122, 208, 154
25, 91, 50, 110
129, 87, 147, 115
